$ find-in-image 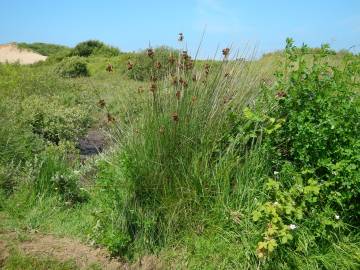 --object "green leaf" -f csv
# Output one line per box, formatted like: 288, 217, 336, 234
252, 210, 262, 222
267, 239, 277, 252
